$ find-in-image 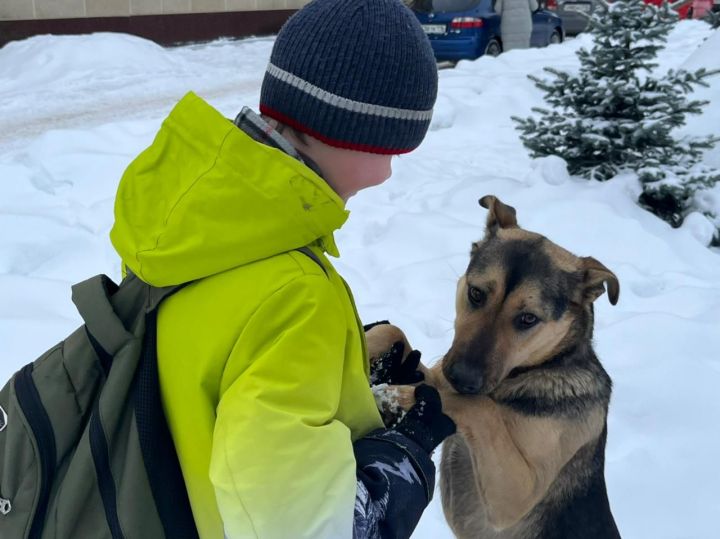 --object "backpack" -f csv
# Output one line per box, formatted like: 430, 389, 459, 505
0, 247, 327, 539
